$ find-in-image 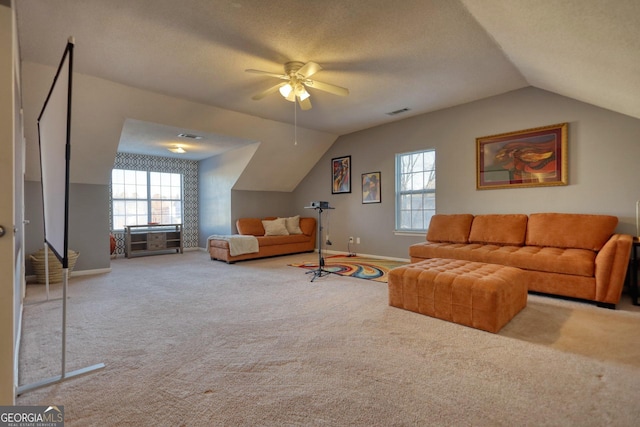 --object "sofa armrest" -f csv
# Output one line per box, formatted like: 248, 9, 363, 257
594, 234, 633, 304
299, 217, 317, 237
